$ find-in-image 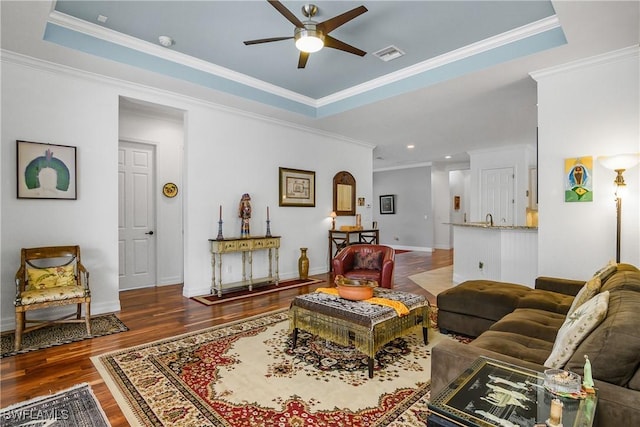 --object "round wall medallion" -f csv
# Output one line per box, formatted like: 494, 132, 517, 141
162, 182, 178, 198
